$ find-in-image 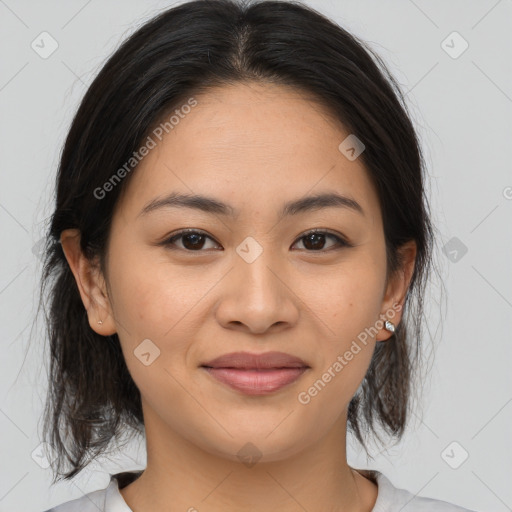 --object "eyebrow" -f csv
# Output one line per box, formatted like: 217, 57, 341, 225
138, 191, 364, 219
